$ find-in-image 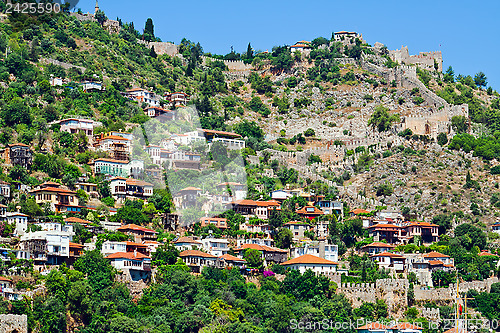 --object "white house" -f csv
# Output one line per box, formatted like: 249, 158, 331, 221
173, 237, 203, 251
106, 252, 152, 281
201, 237, 229, 257
51, 118, 102, 137
290, 241, 339, 262
370, 252, 406, 272
179, 249, 218, 273
280, 254, 338, 274
7, 212, 28, 236
0, 180, 11, 198
101, 241, 127, 256
21, 229, 73, 265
